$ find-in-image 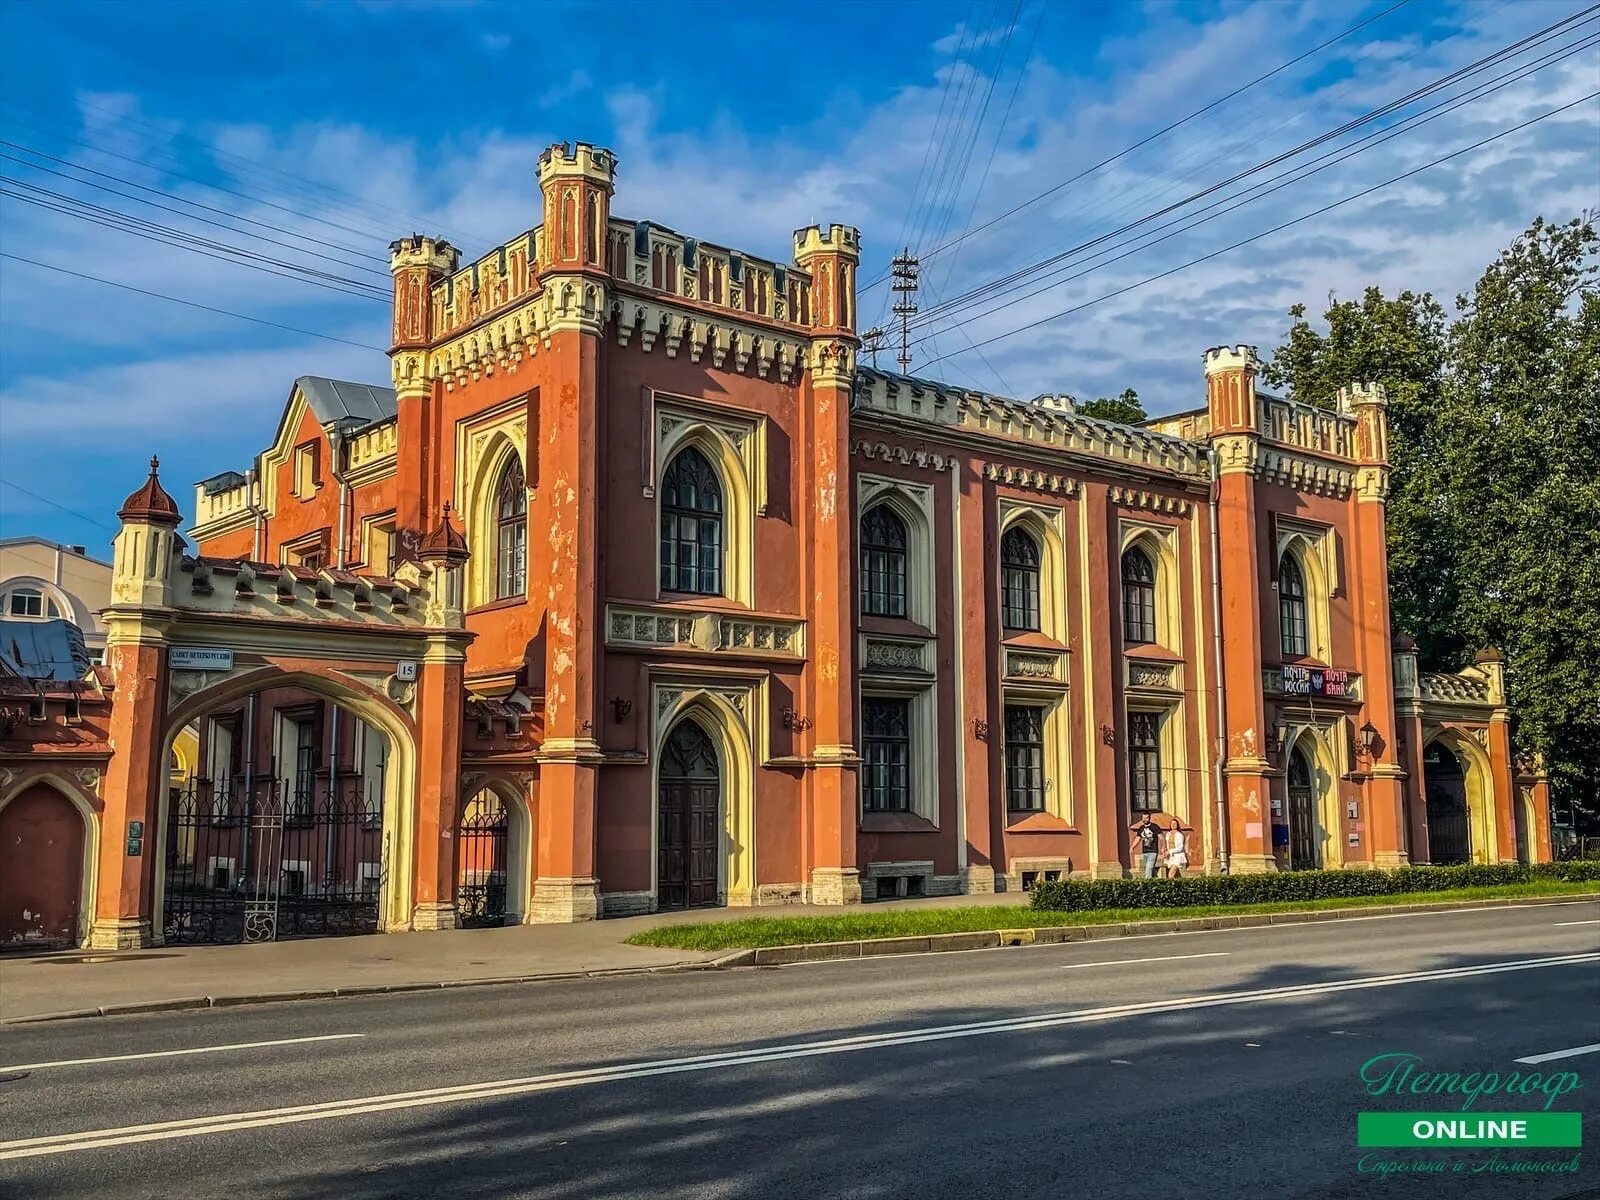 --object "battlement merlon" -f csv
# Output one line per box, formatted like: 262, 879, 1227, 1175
537, 141, 618, 188
792, 224, 861, 265
1338, 381, 1390, 468
389, 235, 461, 276
1202, 344, 1260, 377
791, 224, 861, 337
